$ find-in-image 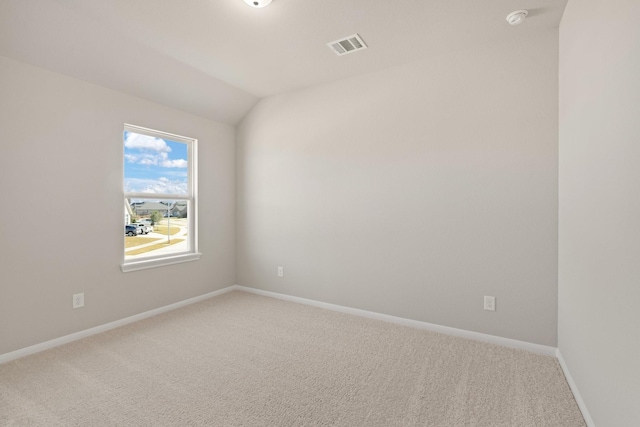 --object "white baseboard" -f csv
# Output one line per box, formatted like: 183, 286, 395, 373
556, 348, 596, 427
0, 286, 236, 365
233, 285, 557, 356
4, 283, 590, 423
0, 283, 557, 360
